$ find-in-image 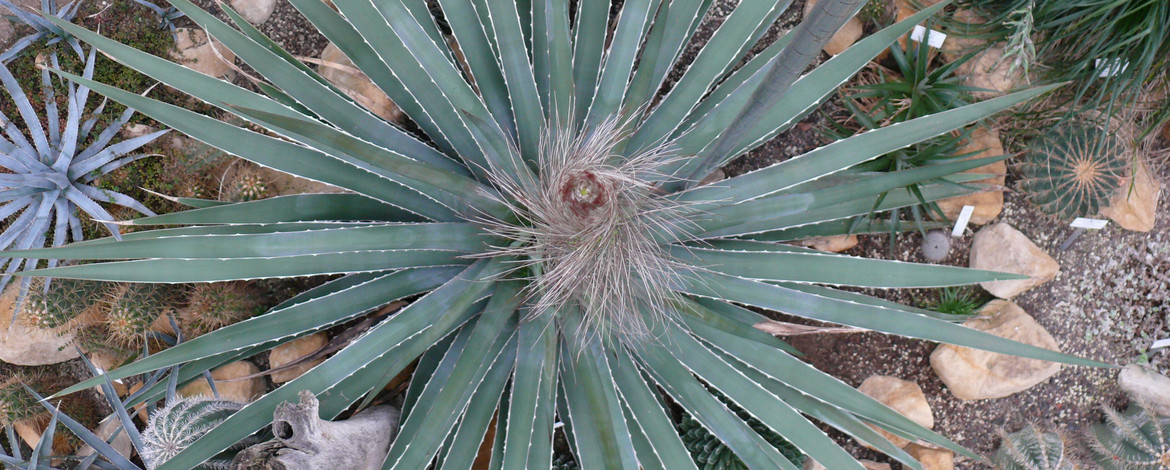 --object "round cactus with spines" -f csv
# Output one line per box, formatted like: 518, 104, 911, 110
991, 424, 1077, 470
228, 168, 268, 202
1088, 403, 1170, 470
105, 283, 172, 348
142, 397, 250, 470
180, 282, 264, 336
0, 374, 43, 427
1019, 121, 1128, 219
20, 278, 104, 330
678, 391, 805, 469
